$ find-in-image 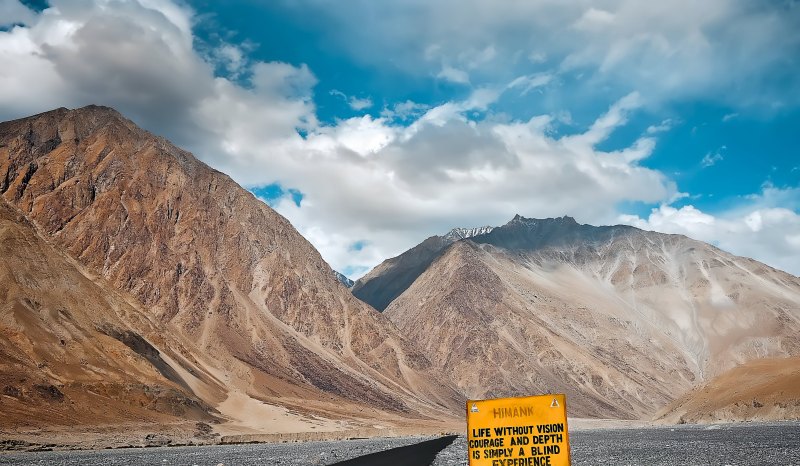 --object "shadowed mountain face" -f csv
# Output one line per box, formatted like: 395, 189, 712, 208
352, 226, 492, 311
378, 215, 800, 419
470, 215, 630, 251
0, 106, 462, 430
